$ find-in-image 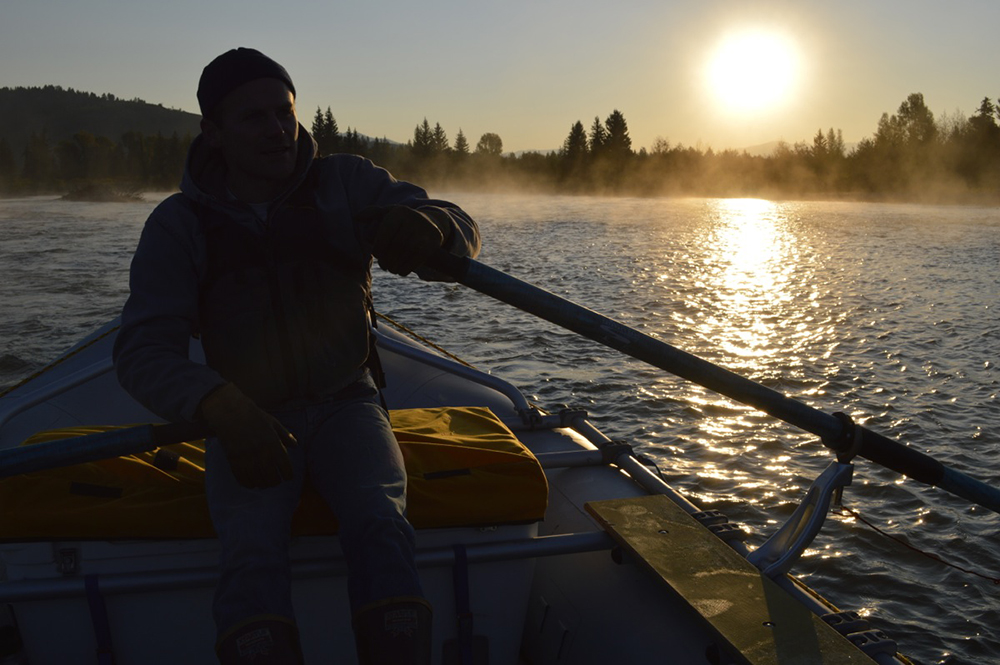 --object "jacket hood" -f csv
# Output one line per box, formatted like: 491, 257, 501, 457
180, 124, 318, 210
